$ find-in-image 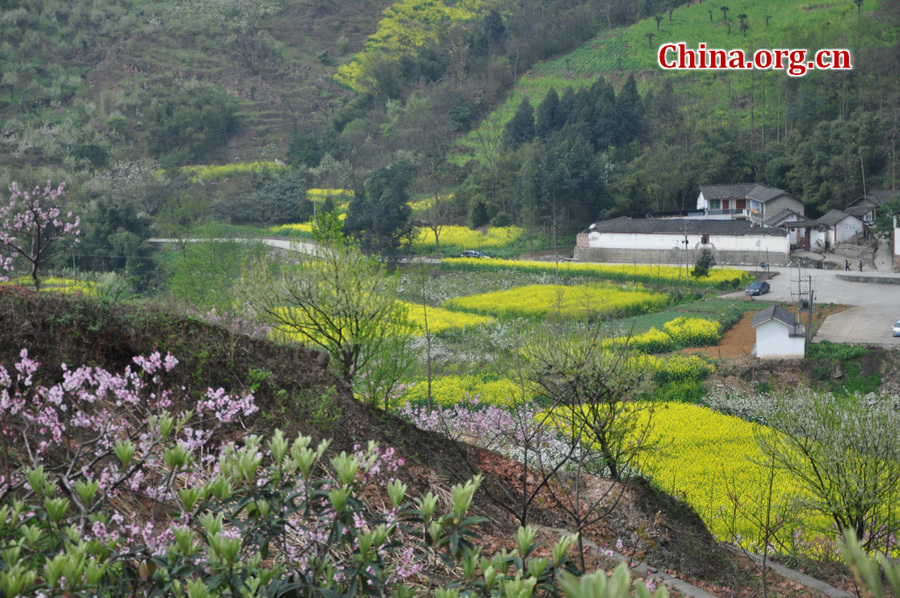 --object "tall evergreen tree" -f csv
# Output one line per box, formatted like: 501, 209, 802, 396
535, 88, 562, 138
344, 163, 414, 256
503, 98, 536, 148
